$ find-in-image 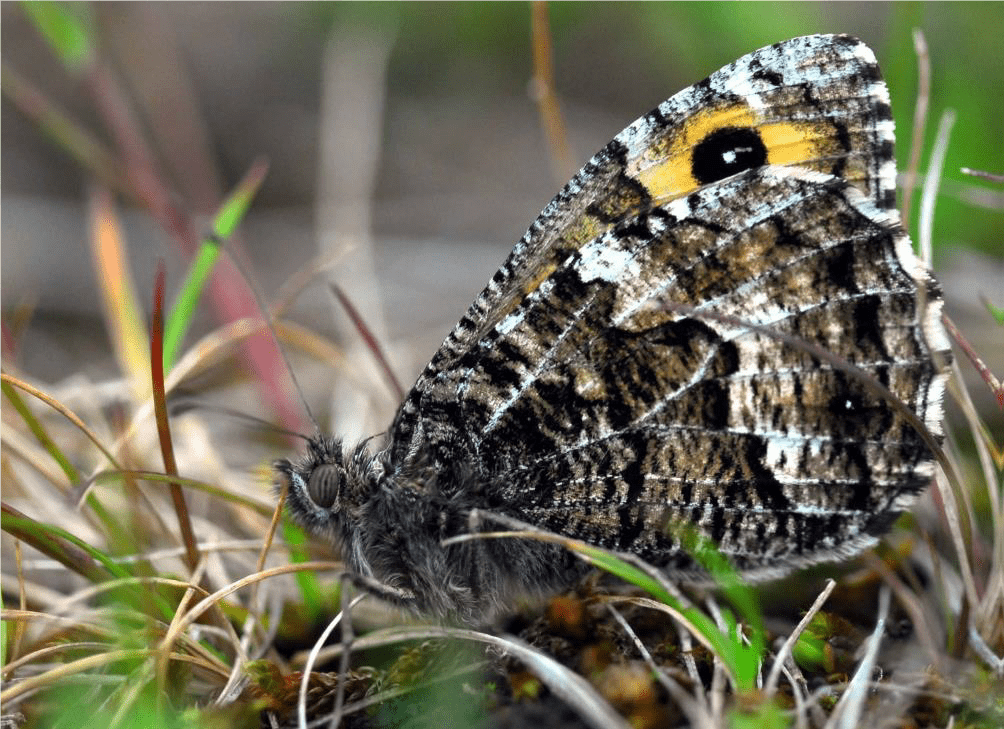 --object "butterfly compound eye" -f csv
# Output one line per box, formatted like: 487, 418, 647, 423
306, 464, 342, 509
